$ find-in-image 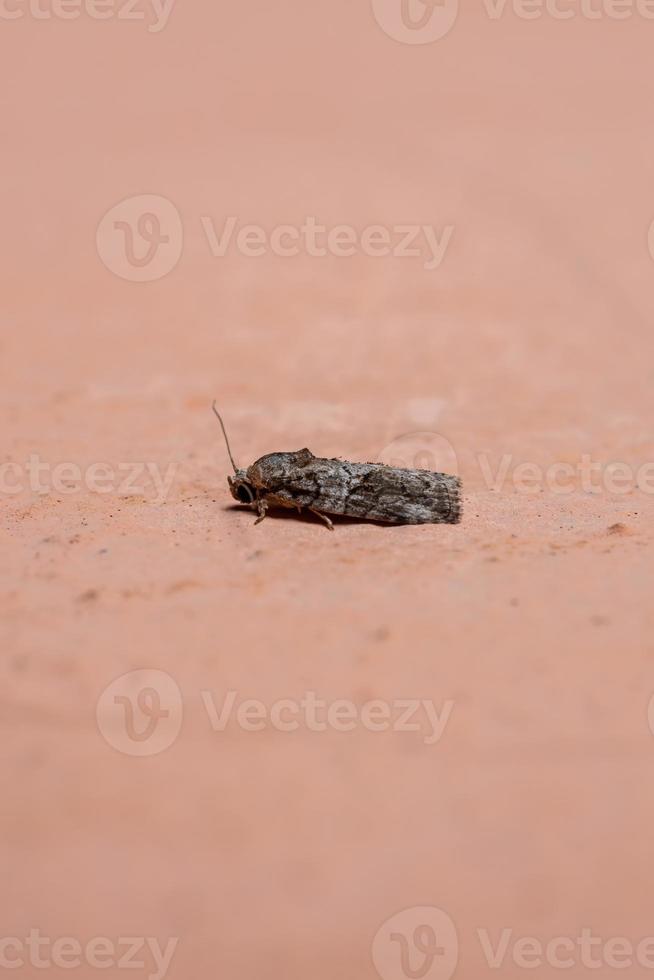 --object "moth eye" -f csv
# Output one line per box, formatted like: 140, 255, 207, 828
236, 484, 254, 504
